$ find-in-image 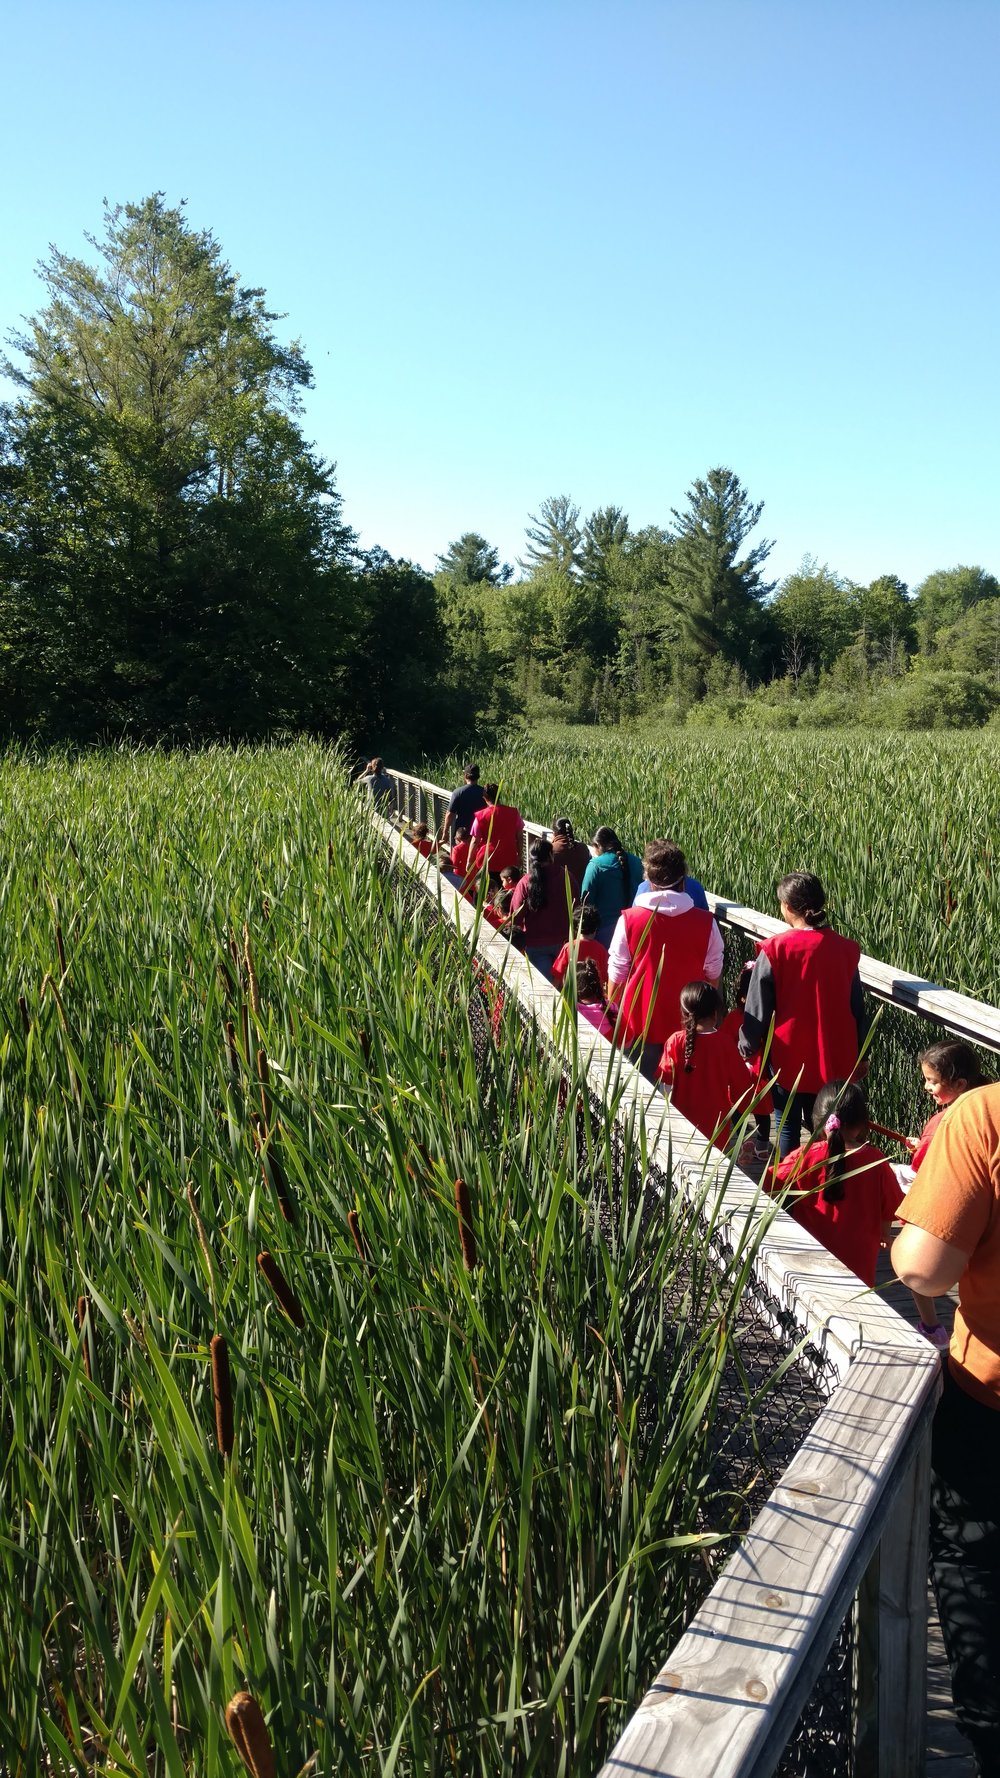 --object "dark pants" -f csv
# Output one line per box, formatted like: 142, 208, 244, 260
931, 1365, 1000, 1776
771, 1083, 816, 1158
